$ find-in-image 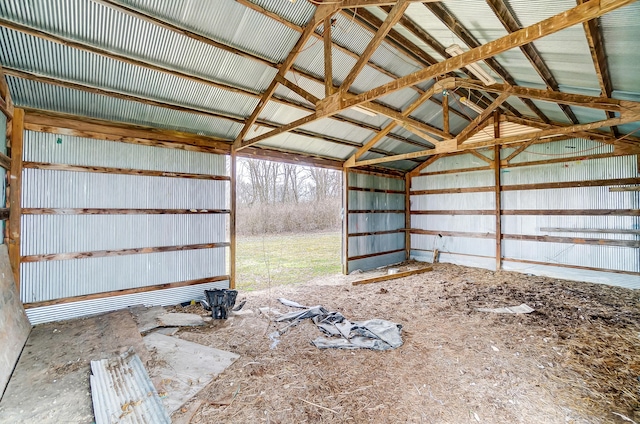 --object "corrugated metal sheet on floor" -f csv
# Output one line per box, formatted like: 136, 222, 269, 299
91, 351, 170, 424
